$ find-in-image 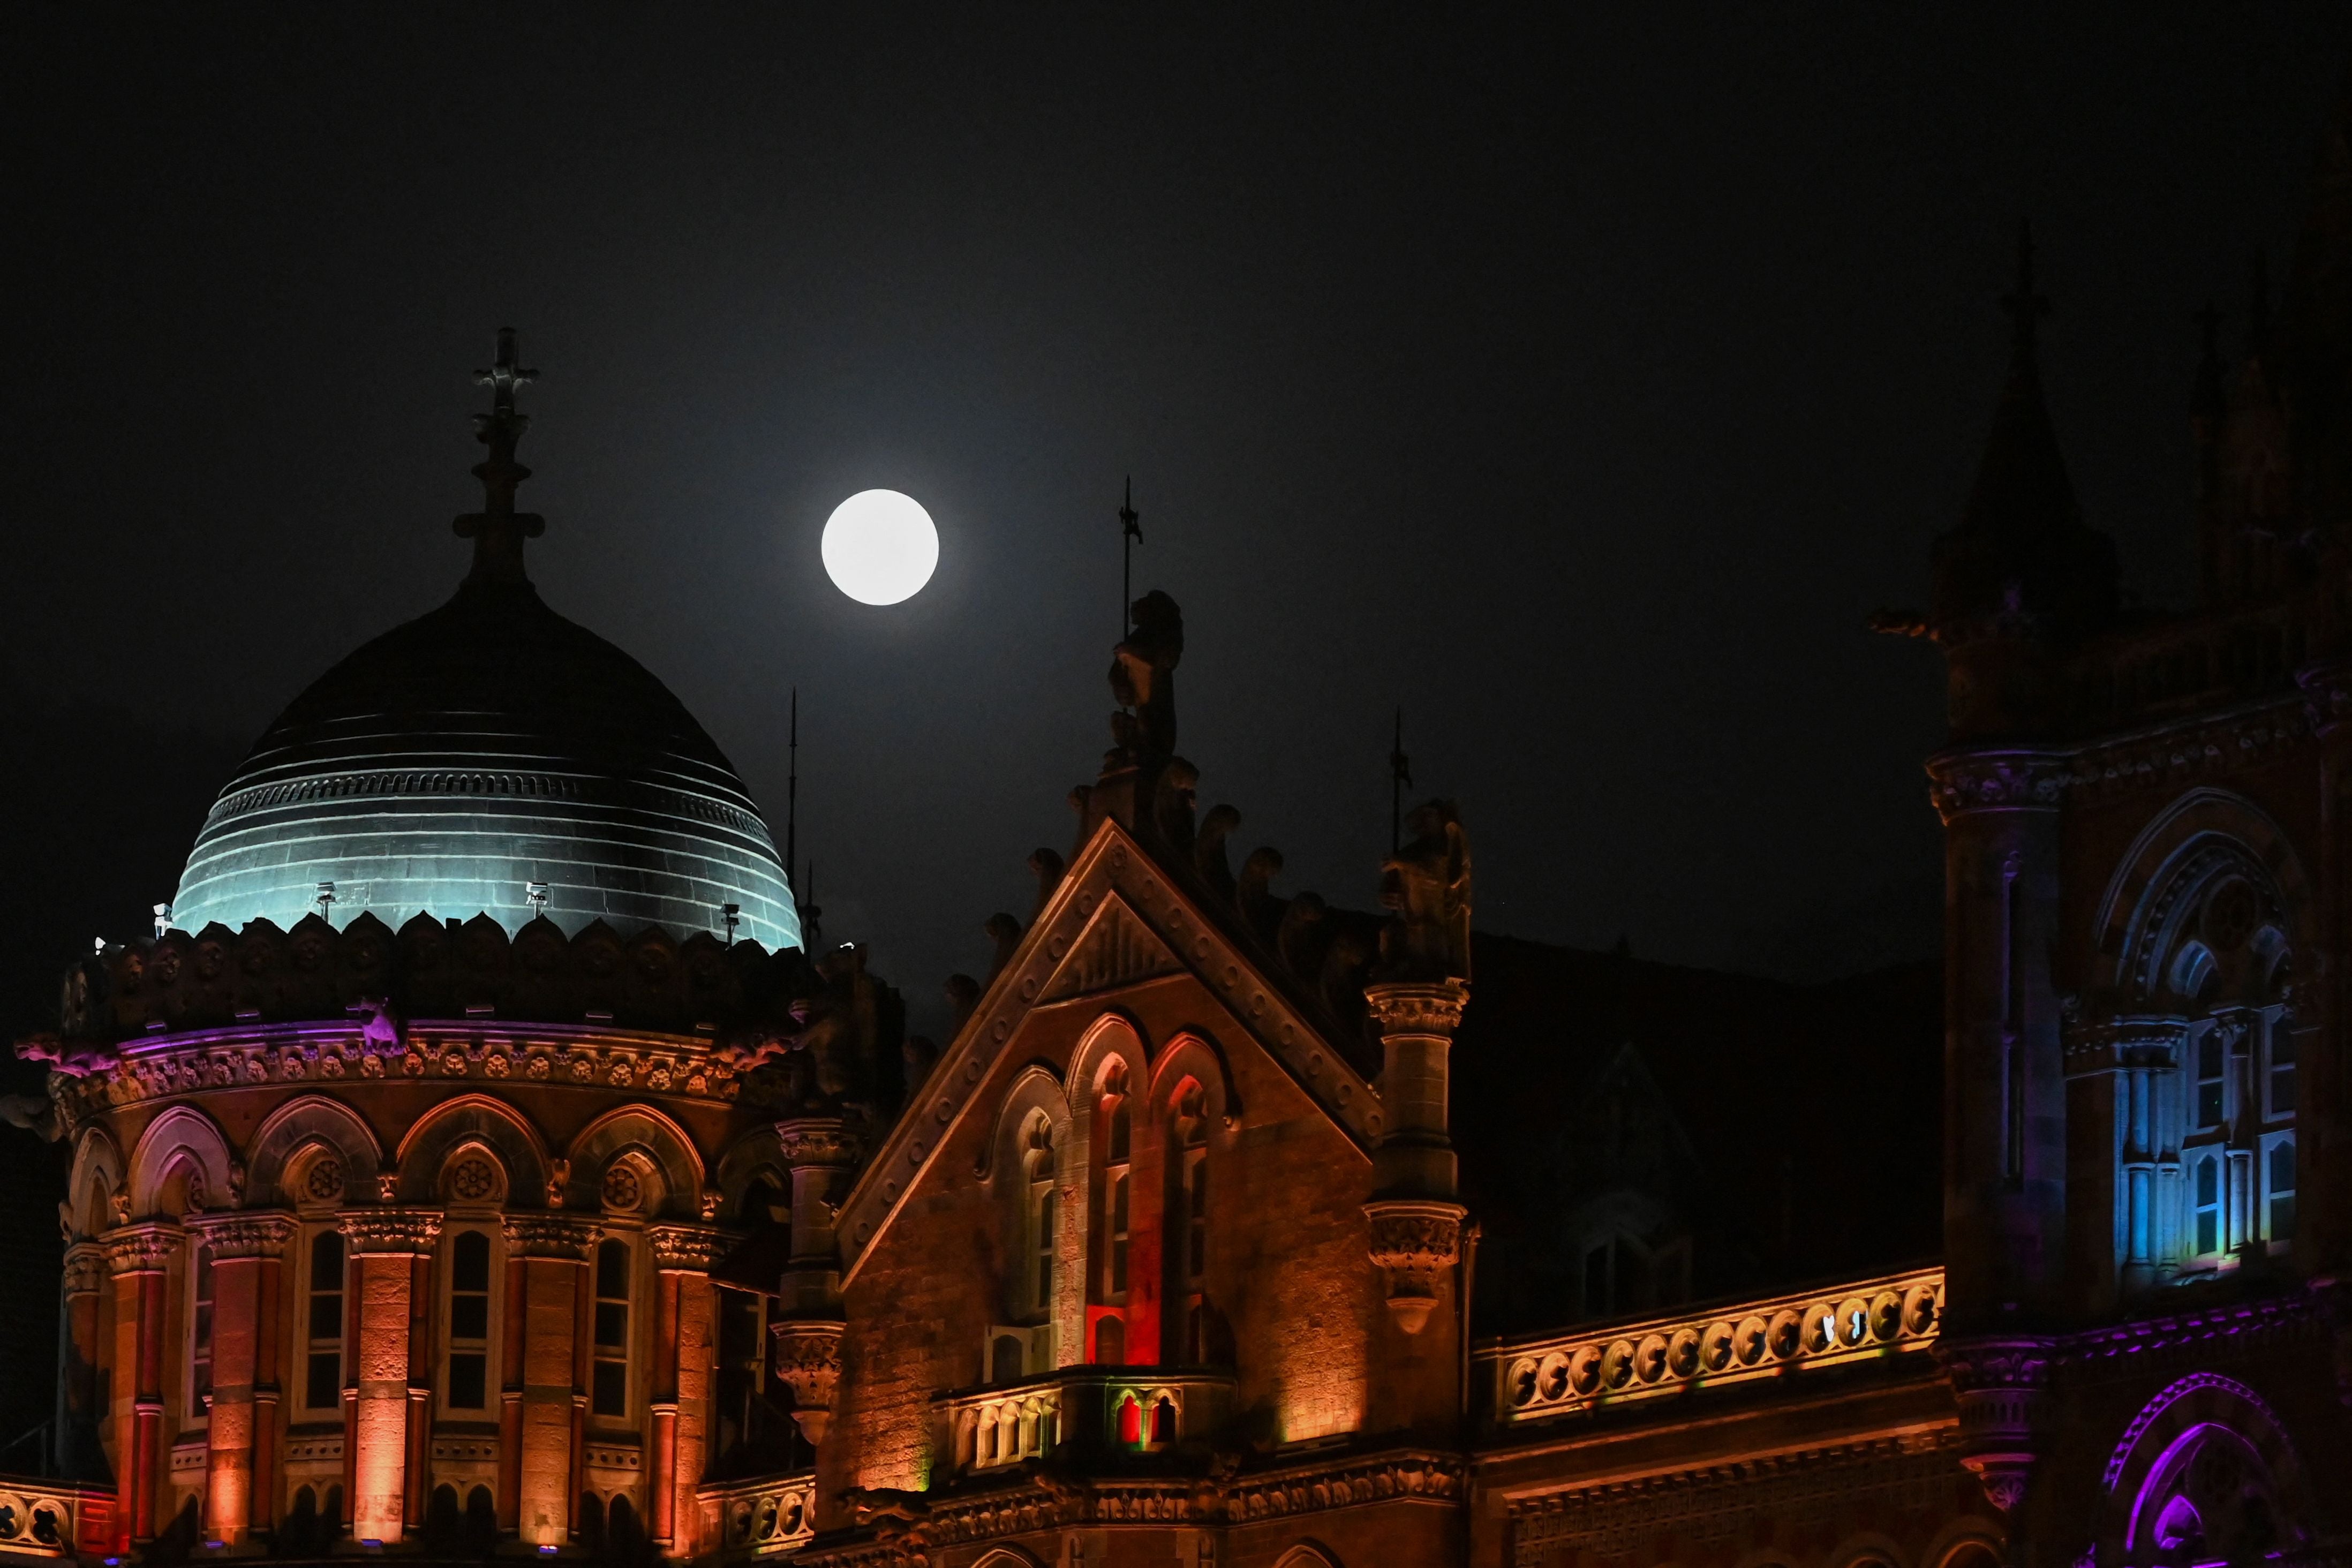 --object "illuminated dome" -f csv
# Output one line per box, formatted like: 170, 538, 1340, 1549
168, 330, 801, 951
